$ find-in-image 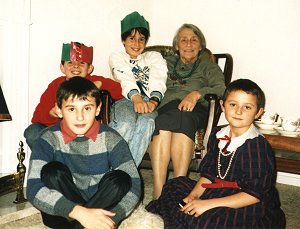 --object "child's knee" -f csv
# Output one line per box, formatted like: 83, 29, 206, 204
99, 170, 132, 194
24, 123, 46, 148
41, 161, 71, 181
138, 115, 156, 128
